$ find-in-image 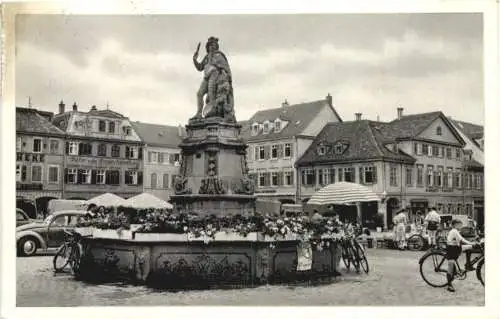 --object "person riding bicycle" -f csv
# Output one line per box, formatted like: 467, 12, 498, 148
445, 219, 476, 292
424, 207, 441, 248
